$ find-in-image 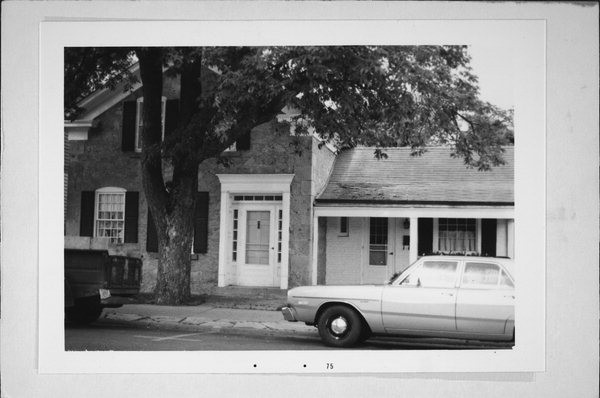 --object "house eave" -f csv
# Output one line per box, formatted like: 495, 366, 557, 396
64, 119, 94, 140
314, 199, 515, 207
